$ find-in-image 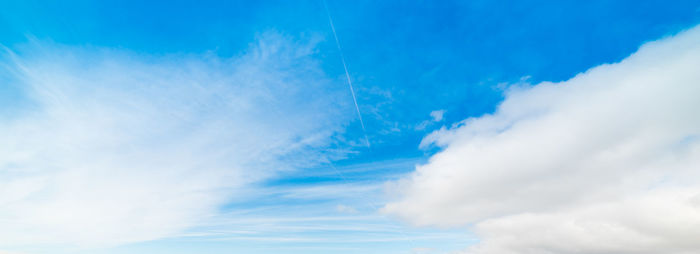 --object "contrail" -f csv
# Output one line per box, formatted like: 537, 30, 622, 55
322, 0, 370, 147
